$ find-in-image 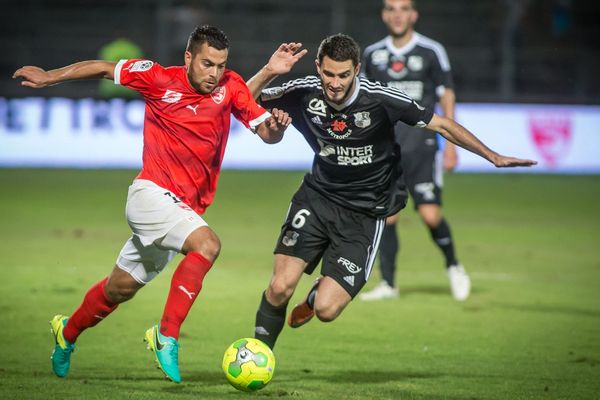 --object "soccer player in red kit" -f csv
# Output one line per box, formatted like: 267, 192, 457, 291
12, 26, 294, 383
